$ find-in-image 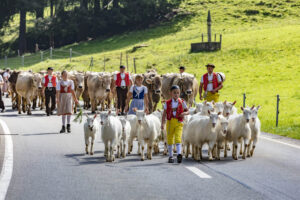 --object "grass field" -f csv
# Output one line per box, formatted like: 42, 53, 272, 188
1, 0, 300, 139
